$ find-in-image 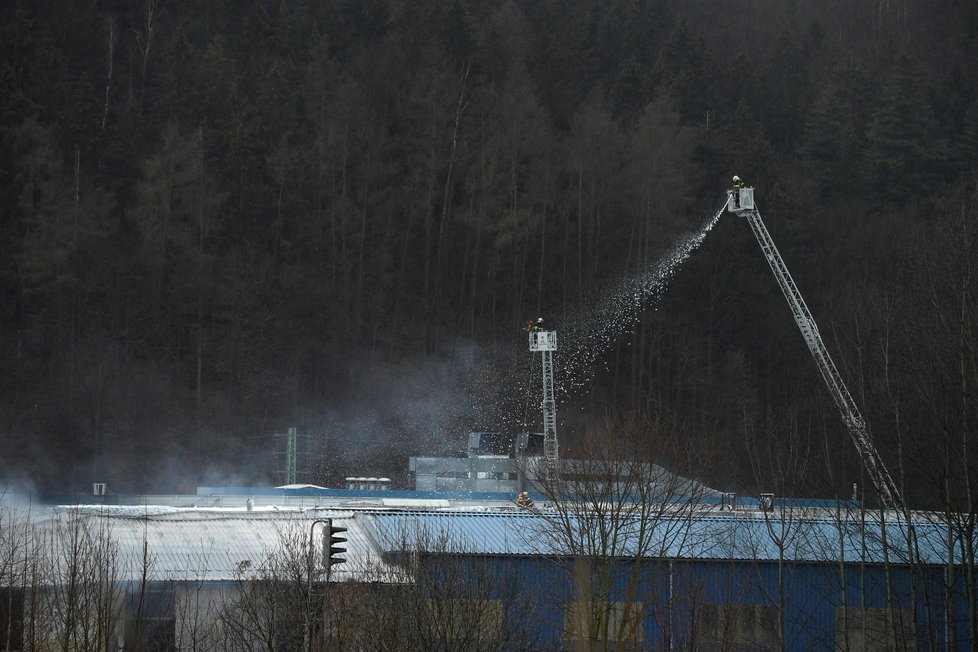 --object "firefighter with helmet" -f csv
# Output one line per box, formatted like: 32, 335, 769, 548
731, 175, 744, 208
